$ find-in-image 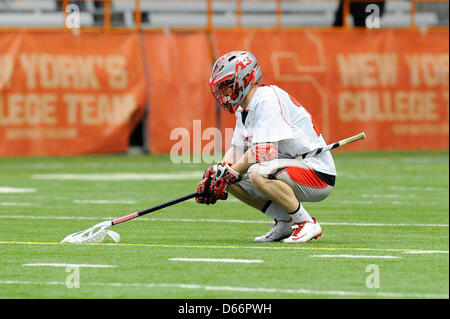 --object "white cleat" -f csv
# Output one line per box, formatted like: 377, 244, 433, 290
254, 218, 293, 242
283, 217, 322, 243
